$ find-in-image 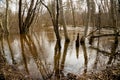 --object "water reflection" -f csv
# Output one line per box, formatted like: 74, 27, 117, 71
107, 35, 119, 64
20, 34, 31, 75
54, 40, 70, 79
54, 40, 62, 79
76, 47, 79, 59
93, 35, 100, 69
81, 43, 88, 75
0, 29, 119, 79
20, 34, 53, 79
0, 35, 16, 64
75, 33, 80, 59
60, 41, 69, 75
0, 35, 6, 60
